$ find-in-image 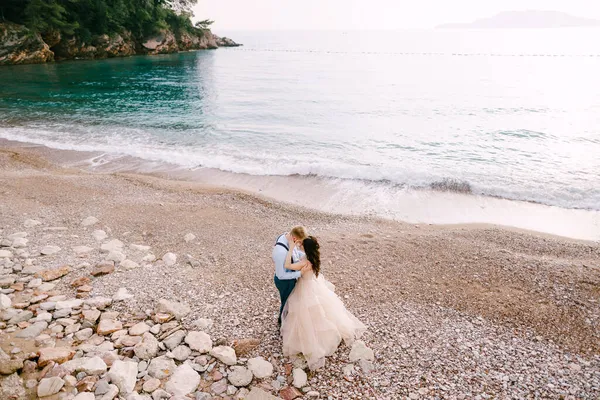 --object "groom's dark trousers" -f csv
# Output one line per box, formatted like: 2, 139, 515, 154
274, 276, 296, 326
